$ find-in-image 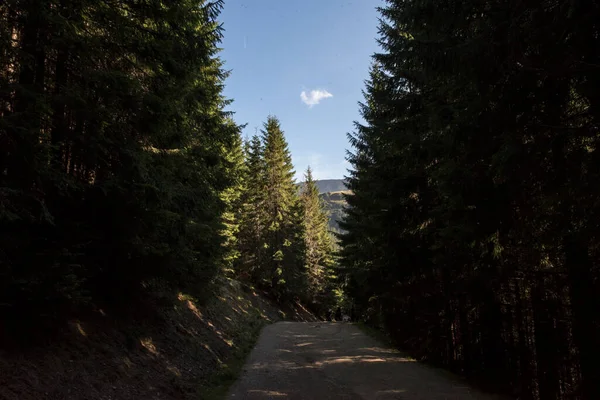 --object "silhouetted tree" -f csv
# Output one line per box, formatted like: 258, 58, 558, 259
340, 1, 600, 399
0, 0, 239, 319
